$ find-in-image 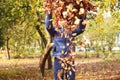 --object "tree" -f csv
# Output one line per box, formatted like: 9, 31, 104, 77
0, 0, 53, 76
82, 0, 120, 58
0, 28, 4, 47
